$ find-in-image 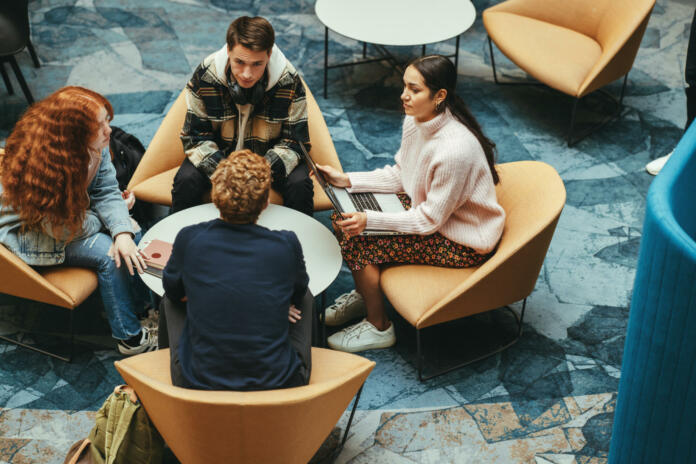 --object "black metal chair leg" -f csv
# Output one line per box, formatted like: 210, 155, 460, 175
324, 27, 329, 99
567, 74, 627, 147
8, 56, 34, 103
487, 35, 500, 84
67, 309, 75, 361
568, 98, 579, 146
618, 73, 628, 106
417, 328, 424, 382
320, 292, 327, 347
517, 298, 527, 338
416, 299, 527, 382
27, 41, 40, 68
0, 62, 14, 94
330, 385, 364, 461
0, 304, 75, 362
454, 35, 460, 71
